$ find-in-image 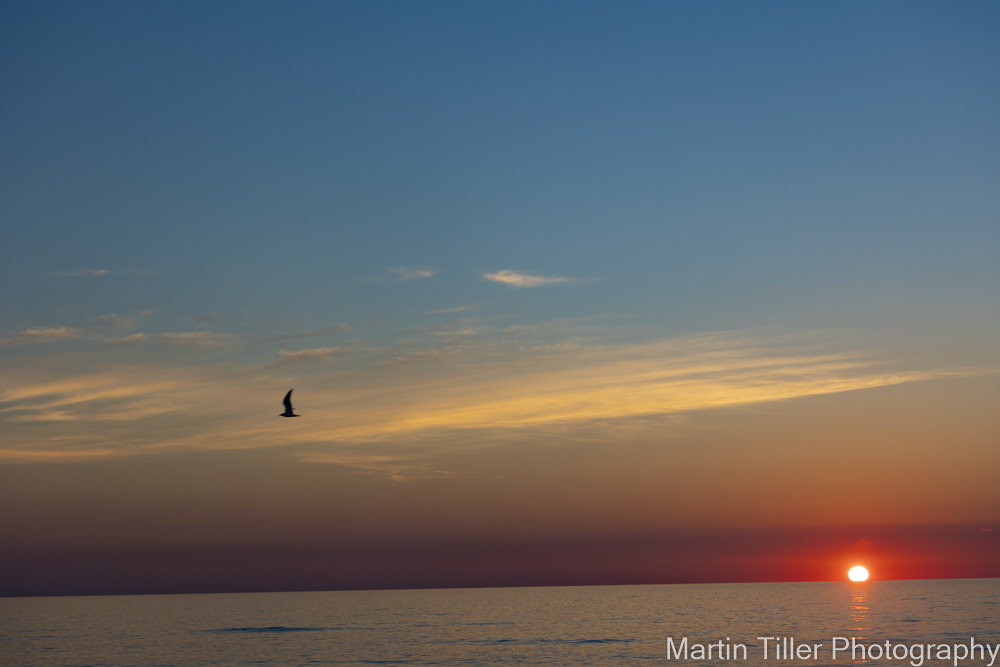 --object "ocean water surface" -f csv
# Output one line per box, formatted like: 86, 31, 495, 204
1, 579, 997, 666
